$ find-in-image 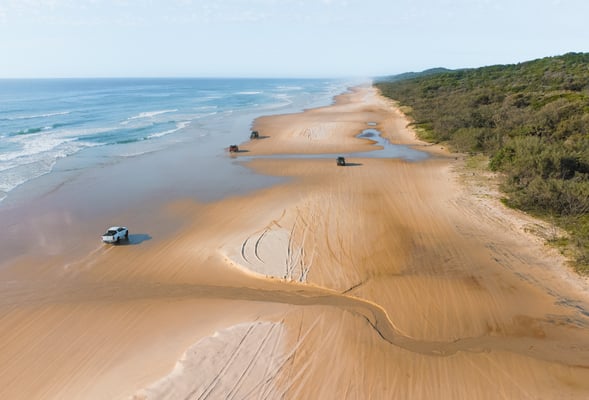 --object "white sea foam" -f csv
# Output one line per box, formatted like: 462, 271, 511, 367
139, 93, 172, 98
0, 132, 101, 198
271, 94, 294, 107
193, 111, 218, 119
119, 149, 156, 158
168, 111, 217, 122
58, 126, 118, 139
0, 158, 57, 195
0, 134, 72, 163
0, 139, 97, 198
126, 109, 178, 121
6, 111, 71, 121
147, 121, 190, 139
258, 96, 293, 110
276, 85, 303, 91
236, 91, 262, 95
194, 105, 218, 111
196, 95, 223, 101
